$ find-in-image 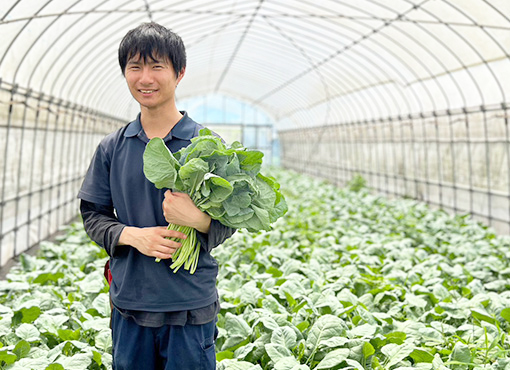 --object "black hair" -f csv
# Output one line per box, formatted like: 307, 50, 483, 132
118, 22, 186, 77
